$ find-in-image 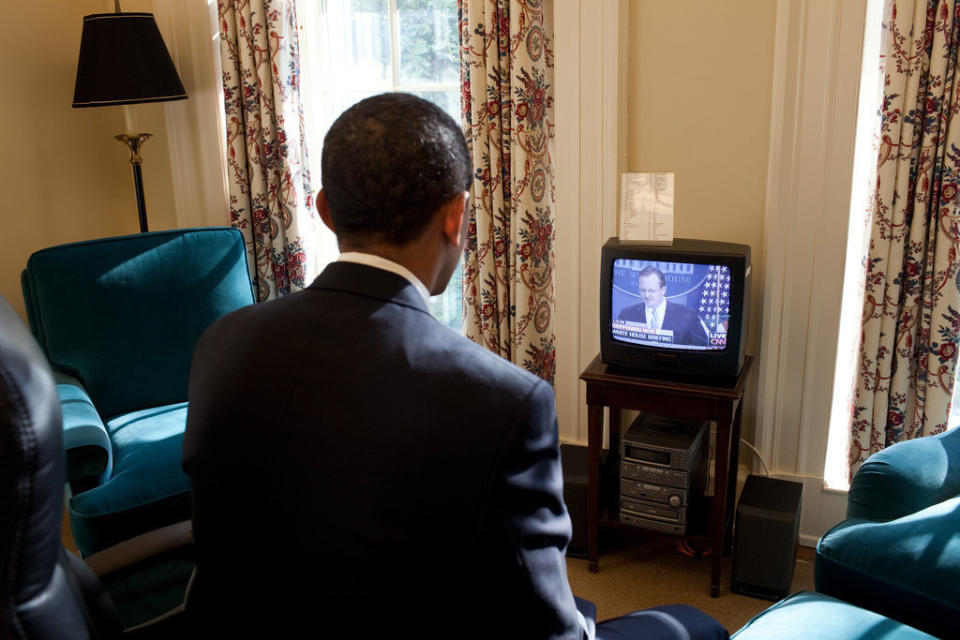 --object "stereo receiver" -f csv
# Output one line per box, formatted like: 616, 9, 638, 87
620, 413, 709, 472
